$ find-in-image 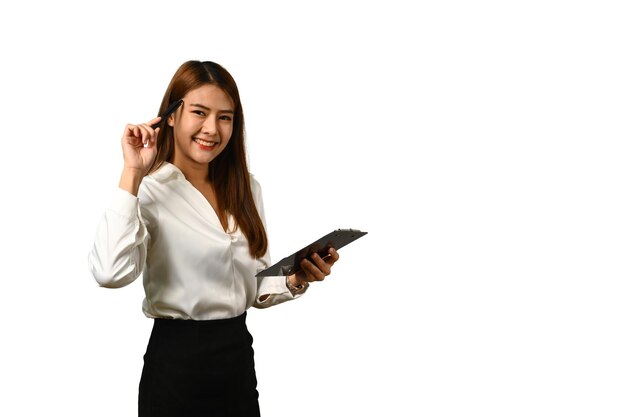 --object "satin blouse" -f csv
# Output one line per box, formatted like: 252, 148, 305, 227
88, 162, 303, 320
